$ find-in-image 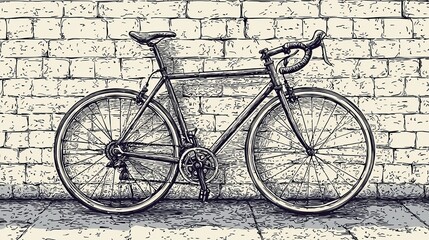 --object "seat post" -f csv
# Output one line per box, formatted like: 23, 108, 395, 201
150, 44, 168, 77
